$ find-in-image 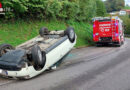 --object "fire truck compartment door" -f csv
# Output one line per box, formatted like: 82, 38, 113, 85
98, 22, 112, 37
